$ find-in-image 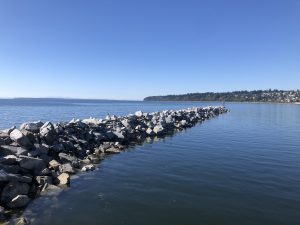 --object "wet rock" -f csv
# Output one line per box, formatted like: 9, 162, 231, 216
1, 181, 30, 203
105, 147, 120, 154
81, 164, 95, 172
9, 129, 32, 148
57, 173, 70, 185
7, 195, 30, 208
15, 216, 30, 225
